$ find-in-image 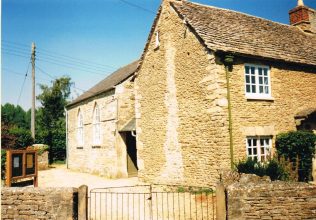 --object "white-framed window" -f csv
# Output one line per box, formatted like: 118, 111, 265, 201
246, 136, 271, 162
93, 104, 101, 145
77, 109, 84, 146
245, 64, 271, 99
